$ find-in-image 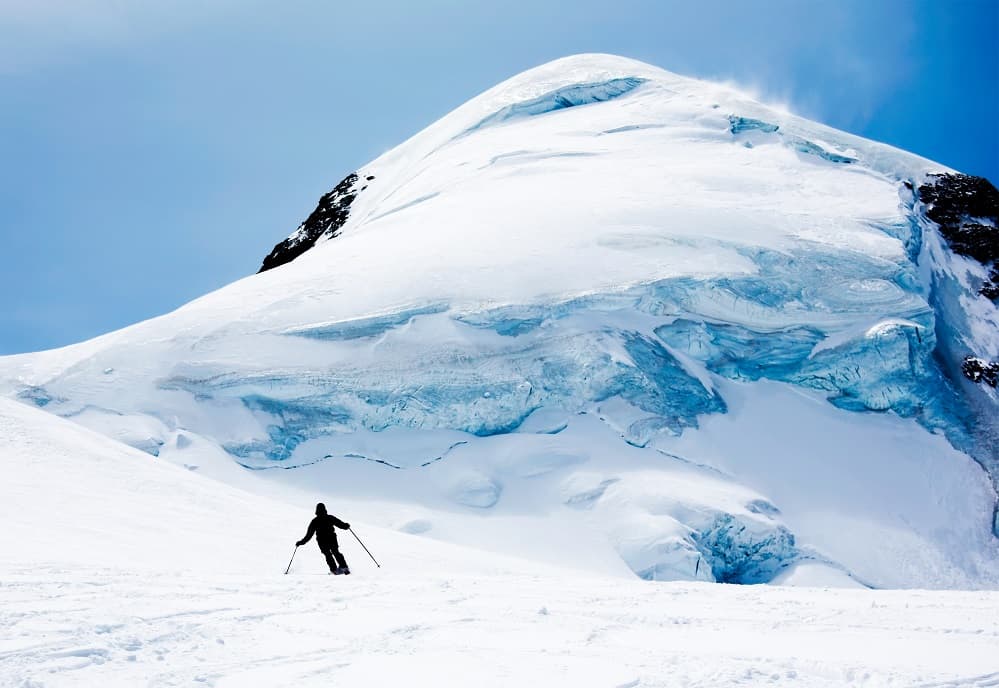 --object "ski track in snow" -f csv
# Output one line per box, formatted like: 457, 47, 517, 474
3, 564, 999, 688
920, 673, 999, 688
